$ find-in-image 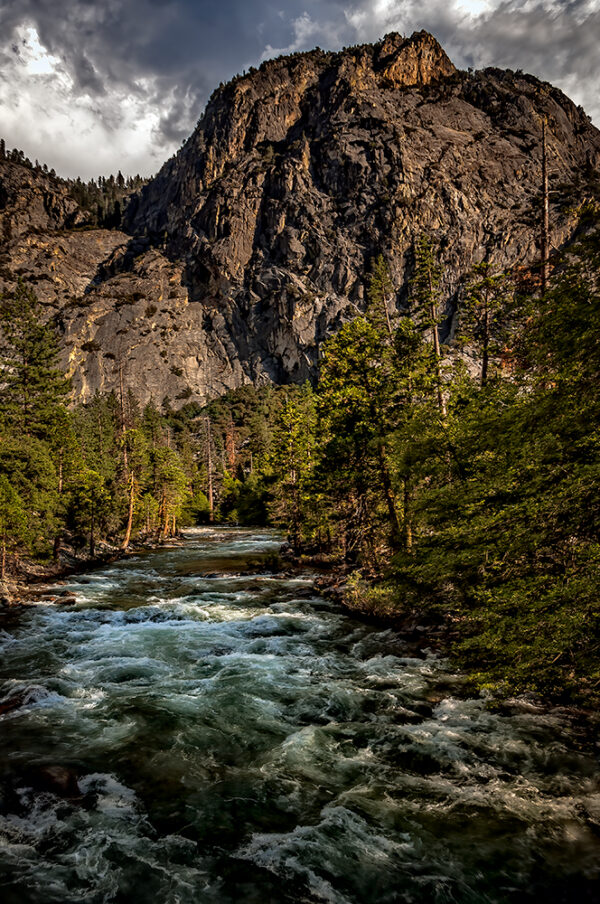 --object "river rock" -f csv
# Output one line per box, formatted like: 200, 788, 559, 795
0, 693, 27, 716
32, 765, 81, 798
